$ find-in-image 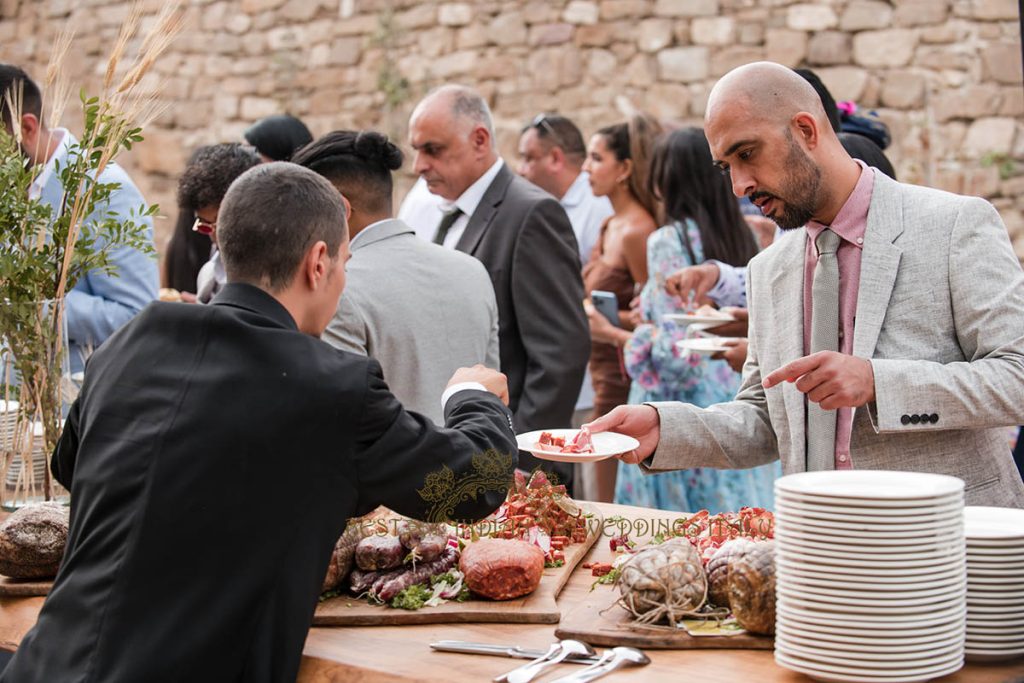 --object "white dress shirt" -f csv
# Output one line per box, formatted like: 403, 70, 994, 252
28, 128, 71, 200
434, 158, 506, 249
560, 171, 613, 264
397, 177, 445, 242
